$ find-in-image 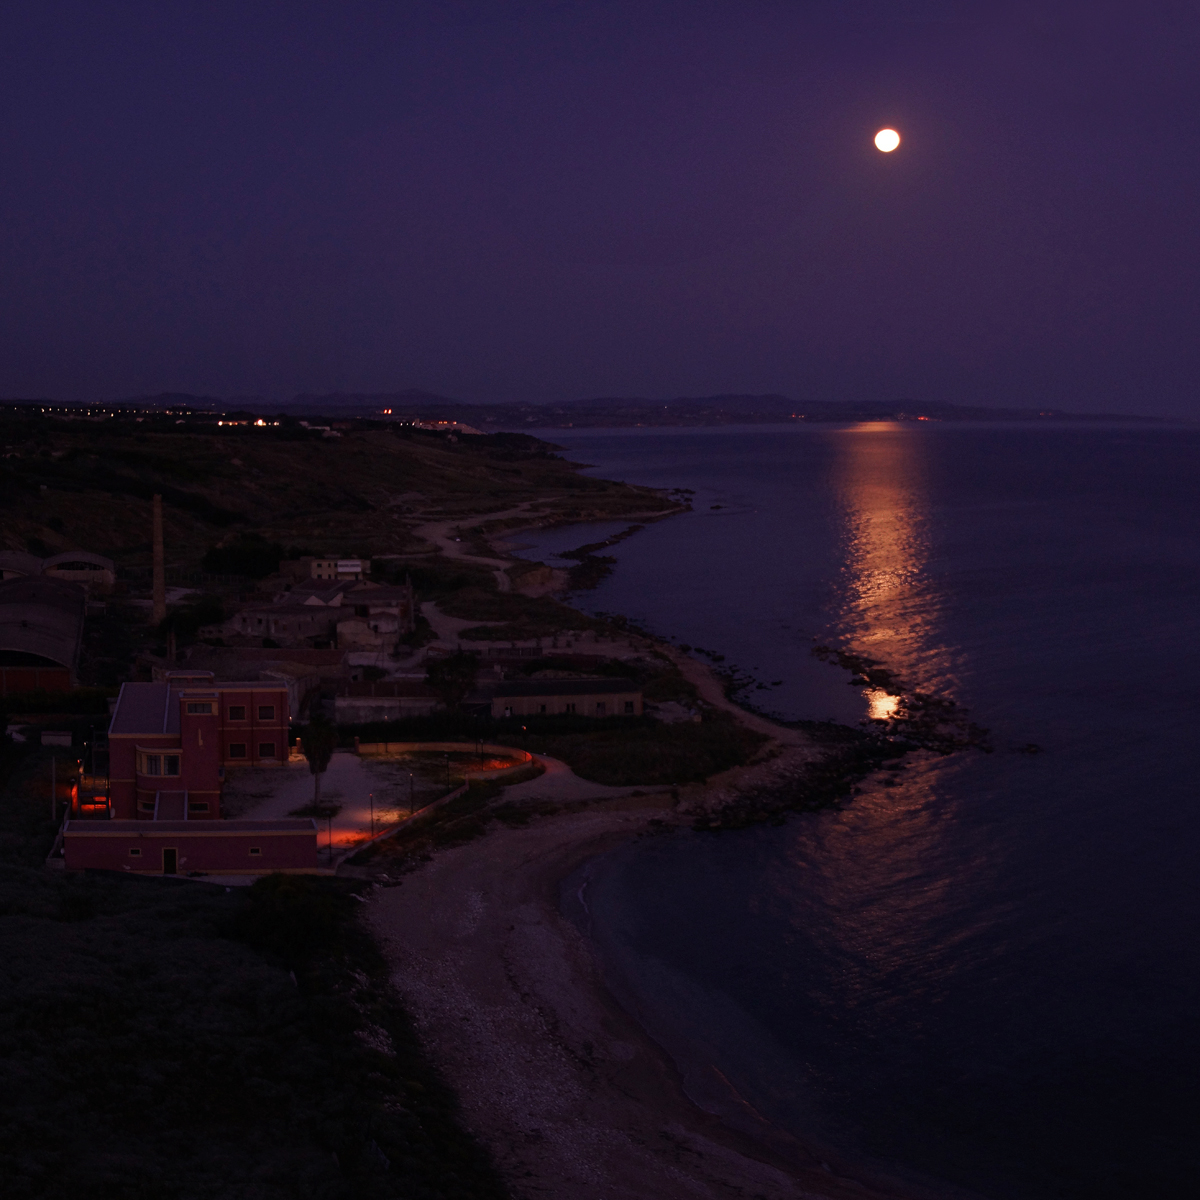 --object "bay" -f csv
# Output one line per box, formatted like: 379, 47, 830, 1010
533, 422, 1200, 1199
